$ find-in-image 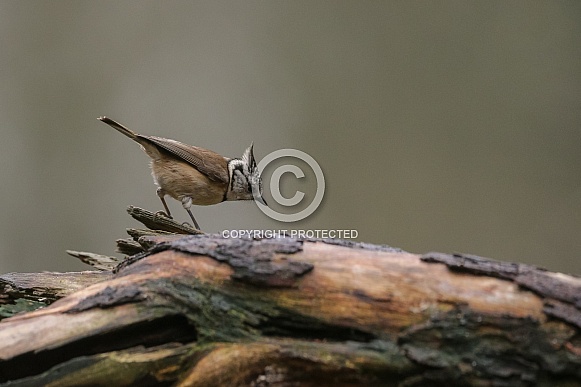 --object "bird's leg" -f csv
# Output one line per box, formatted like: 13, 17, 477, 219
181, 196, 201, 230
156, 188, 172, 218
